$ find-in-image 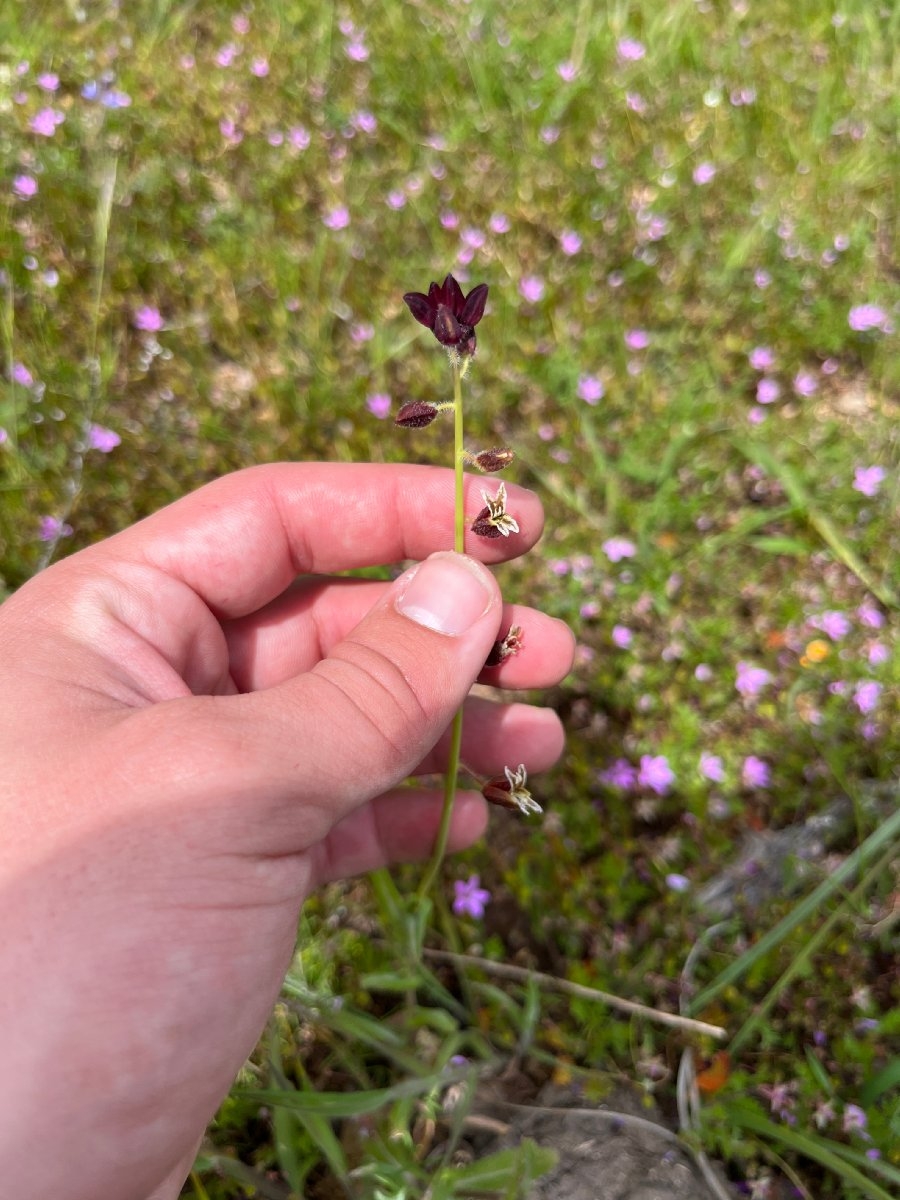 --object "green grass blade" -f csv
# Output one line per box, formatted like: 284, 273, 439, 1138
688, 805, 900, 1015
